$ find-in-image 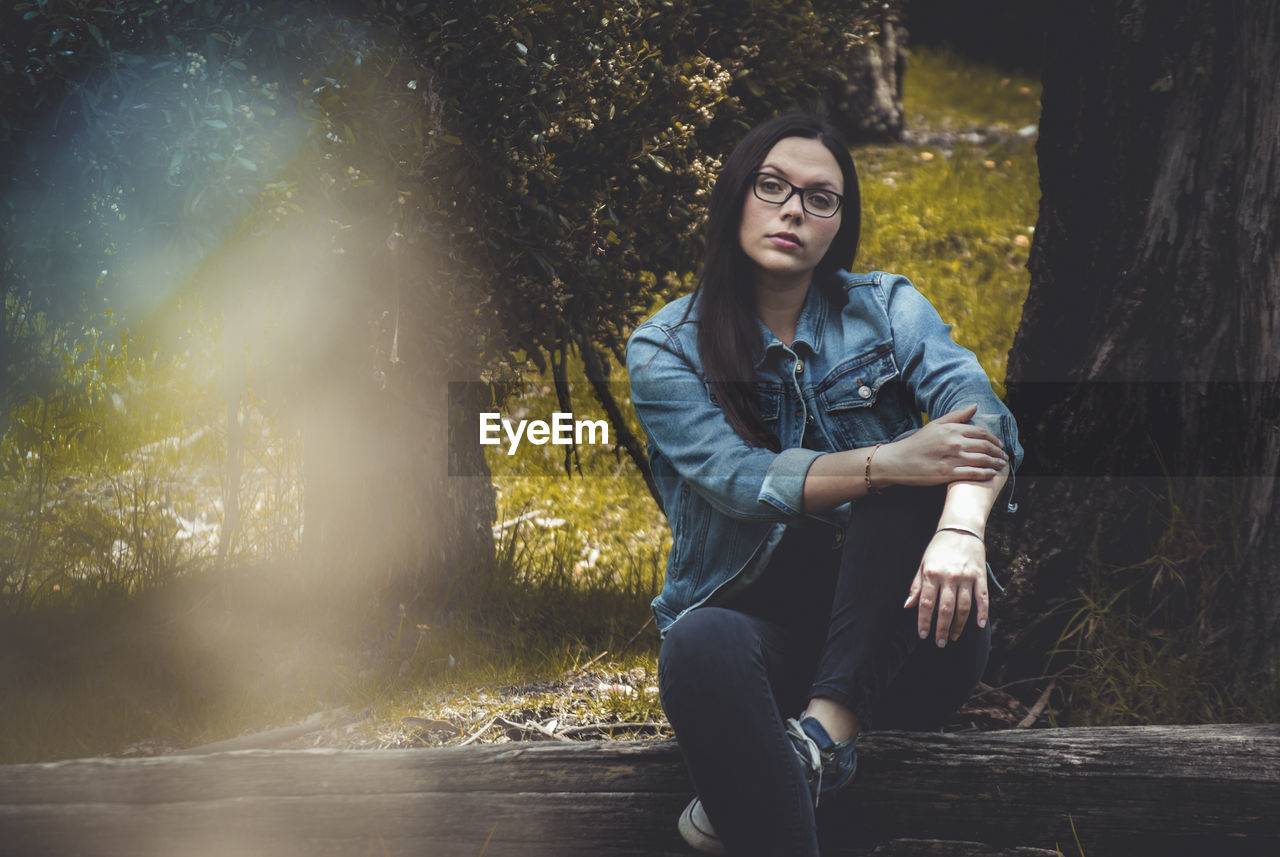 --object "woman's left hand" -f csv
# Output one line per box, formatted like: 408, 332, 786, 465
903, 529, 987, 647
